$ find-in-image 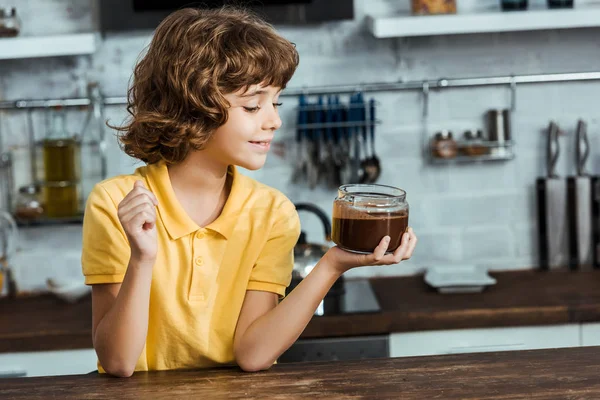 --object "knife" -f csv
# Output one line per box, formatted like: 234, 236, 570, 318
537, 121, 570, 270
567, 119, 593, 269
